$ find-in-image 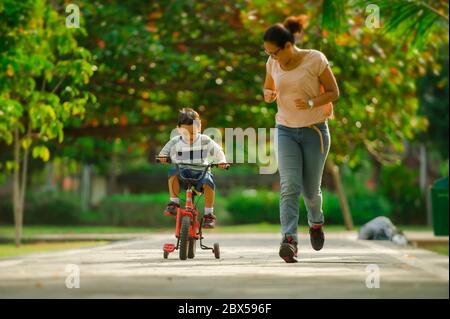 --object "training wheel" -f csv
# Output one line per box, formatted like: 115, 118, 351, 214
213, 243, 220, 259
163, 243, 175, 252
